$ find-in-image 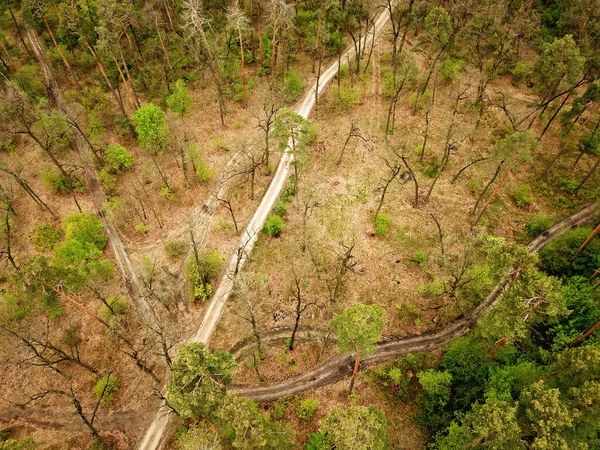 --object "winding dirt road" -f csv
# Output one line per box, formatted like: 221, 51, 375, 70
138, 11, 391, 450
228, 203, 599, 401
